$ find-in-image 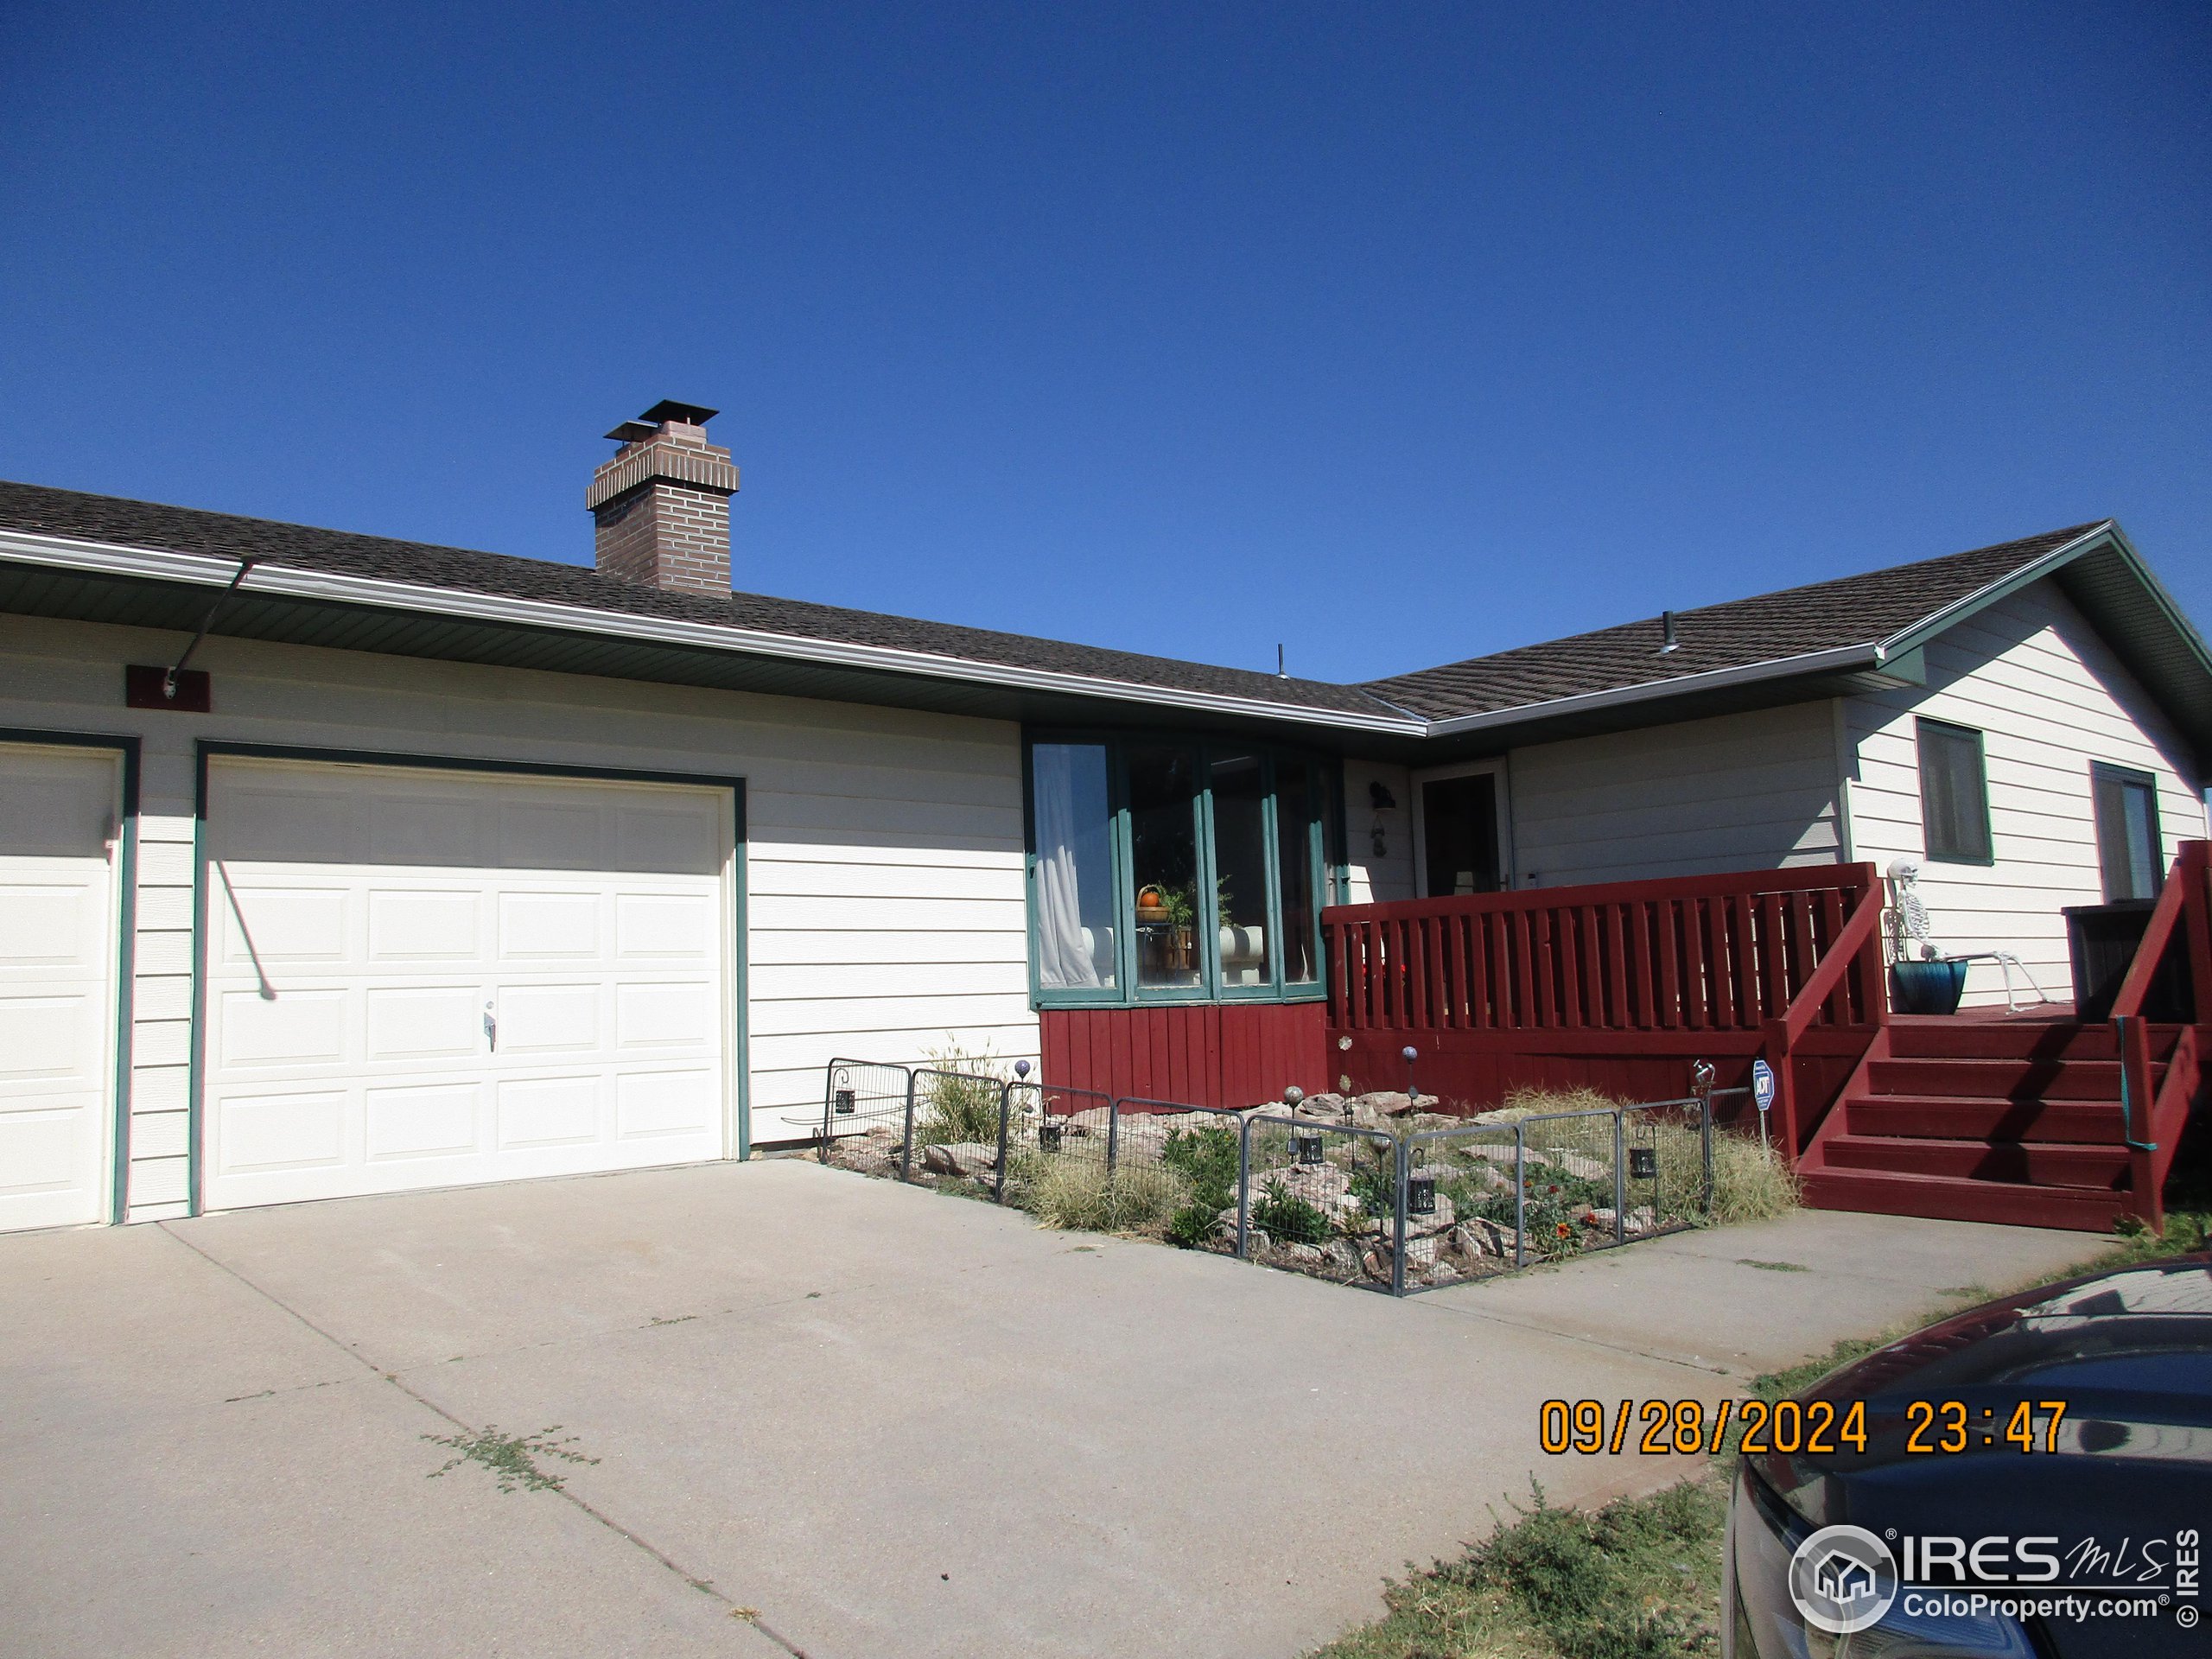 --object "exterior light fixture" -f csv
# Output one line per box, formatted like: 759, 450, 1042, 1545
1629, 1147, 1657, 1180
833, 1089, 855, 1116
1408, 1176, 1436, 1216
1293, 1131, 1325, 1166
1039, 1122, 1063, 1154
